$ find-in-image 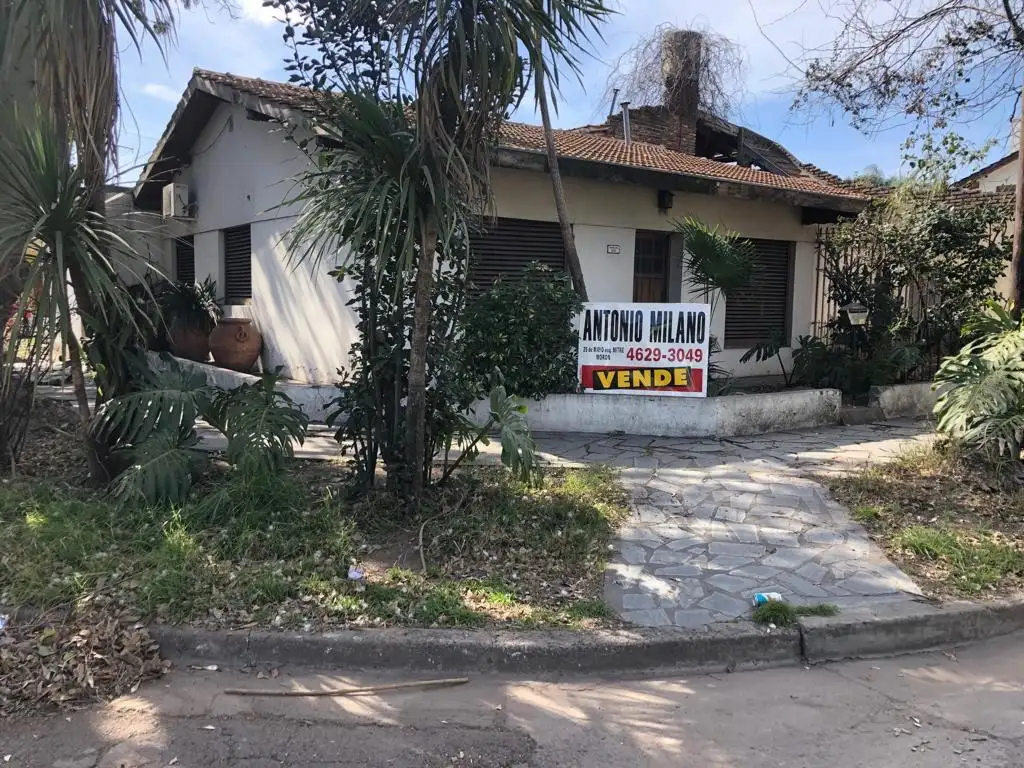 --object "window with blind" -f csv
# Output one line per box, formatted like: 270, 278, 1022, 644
223, 225, 252, 303
175, 236, 195, 284
468, 217, 565, 292
724, 238, 793, 349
